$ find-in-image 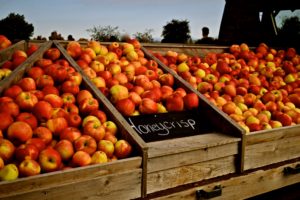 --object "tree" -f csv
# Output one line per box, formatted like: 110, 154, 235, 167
0, 13, 34, 42
48, 31, 64, 40
161, 19, 191, 43
277, 16, 300, 48
133, 29, 154, 43
87, 25, 121, 42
